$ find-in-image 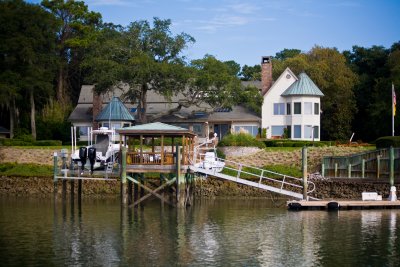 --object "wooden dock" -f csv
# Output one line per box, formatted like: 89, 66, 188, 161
288, 200, 400, 211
